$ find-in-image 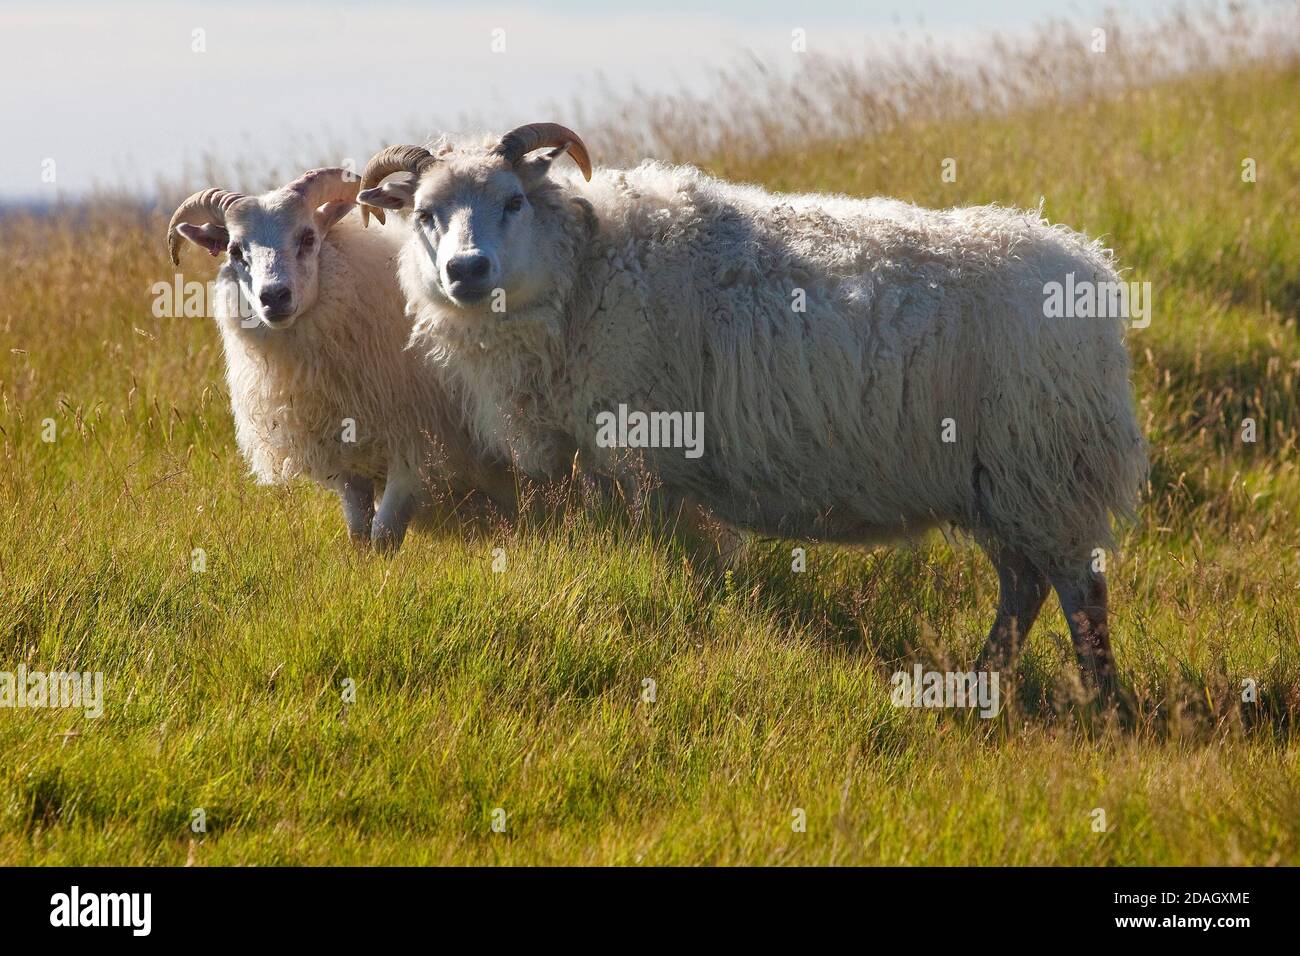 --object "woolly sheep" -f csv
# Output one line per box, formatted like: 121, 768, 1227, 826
357, 125, 1147, 692
166, 168, 516, 552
